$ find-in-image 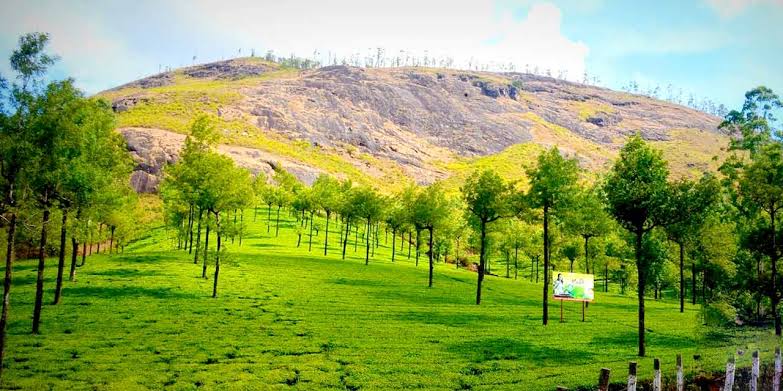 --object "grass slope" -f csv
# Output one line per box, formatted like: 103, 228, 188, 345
2, 210, 776, 390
